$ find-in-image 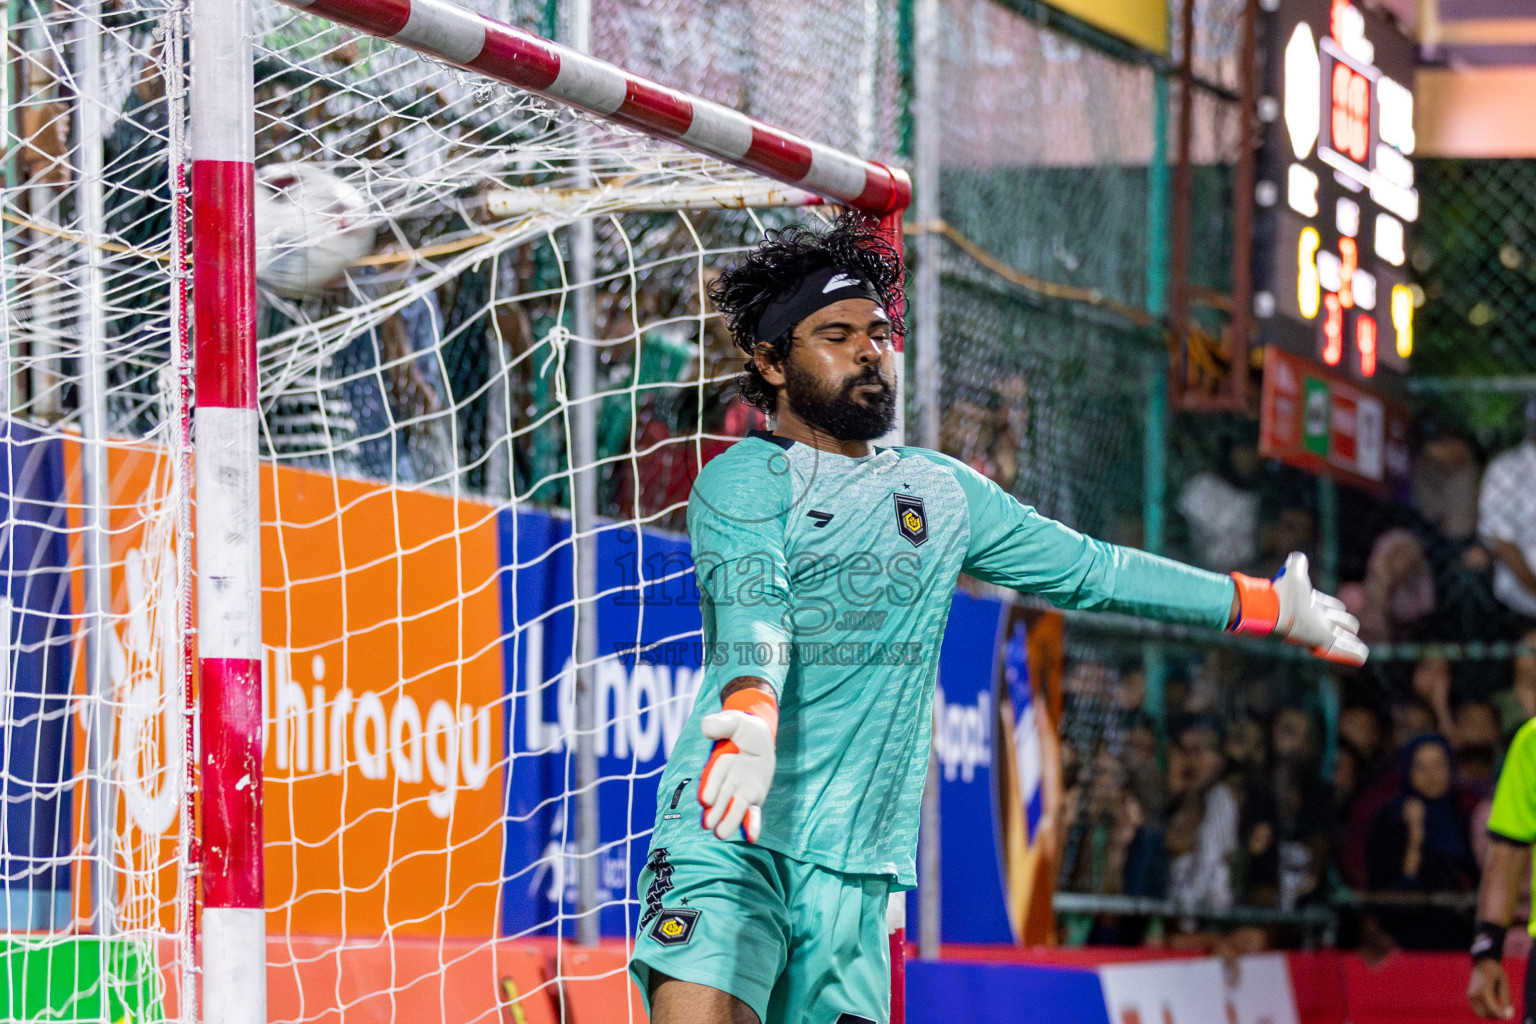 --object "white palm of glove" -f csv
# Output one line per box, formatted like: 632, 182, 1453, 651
1273, 552, 1369, 666
699, 709, 776, 842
